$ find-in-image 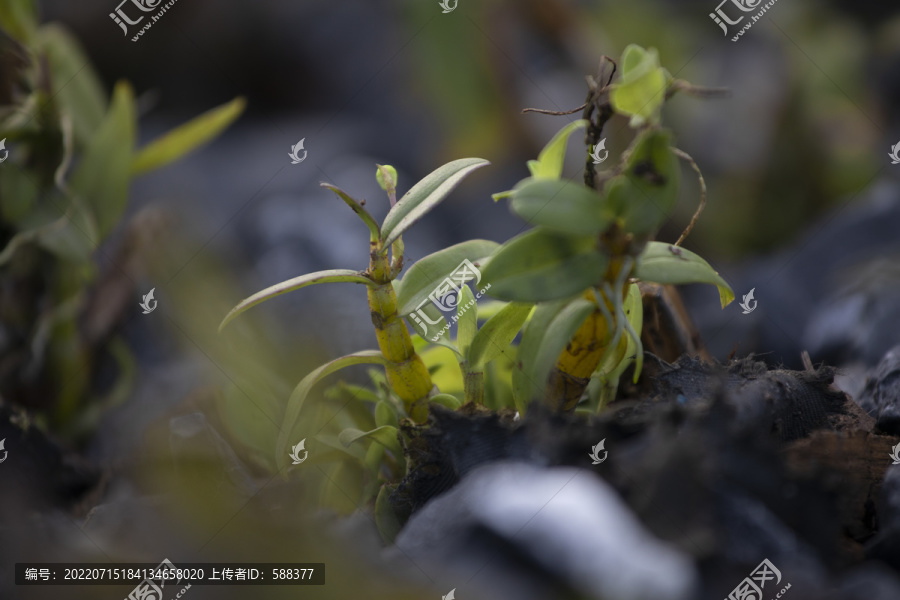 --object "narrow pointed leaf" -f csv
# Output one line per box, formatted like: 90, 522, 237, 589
320, 183, 381, 242
131, 97, 246, 176
467, 302, 533, 370
527, 120, 588, 179
634, 241, 734, 307
220, 269, 374, 331
40, 25, 106, 144
276, 350, 388, 469
480, 228, 608, 302
381, 158, 489, 248
510, 179, 613, 235
396, 239, 498, 313
70, 80, 136, 238
456, 285, 477, 358
0, 0, 38, 43
338, 425, 402, 456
